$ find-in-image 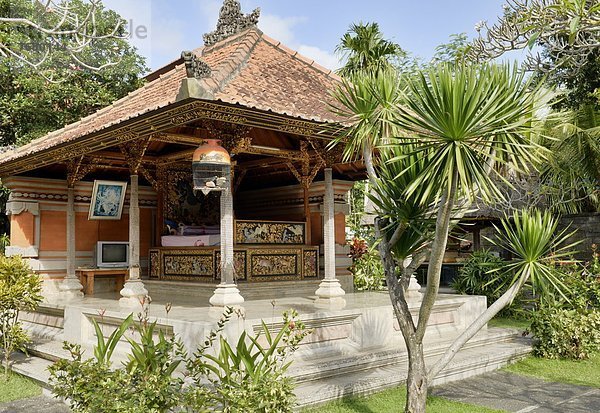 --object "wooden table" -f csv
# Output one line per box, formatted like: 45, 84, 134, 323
76, 268, 129, 296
